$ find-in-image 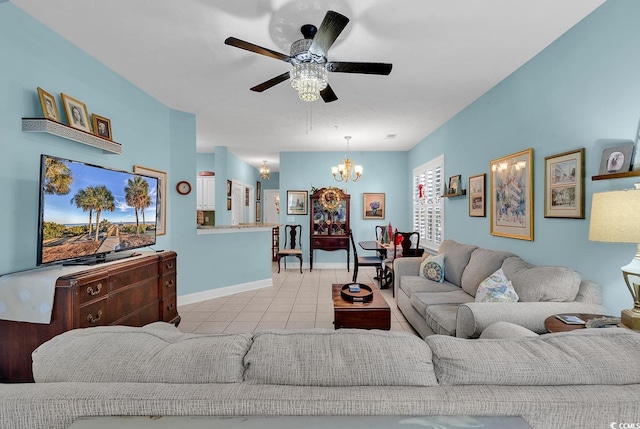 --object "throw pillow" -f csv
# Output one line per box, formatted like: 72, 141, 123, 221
419, 253, 445, 283
475, 268, 519, 302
